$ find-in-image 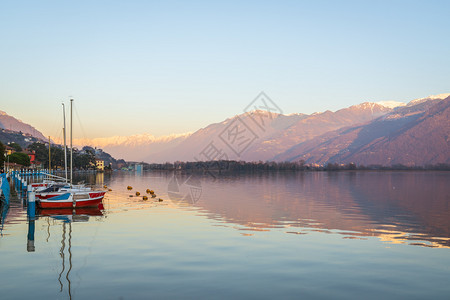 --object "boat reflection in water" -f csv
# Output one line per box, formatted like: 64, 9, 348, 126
27, 205, 105, 299
38, 204, 105, 219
